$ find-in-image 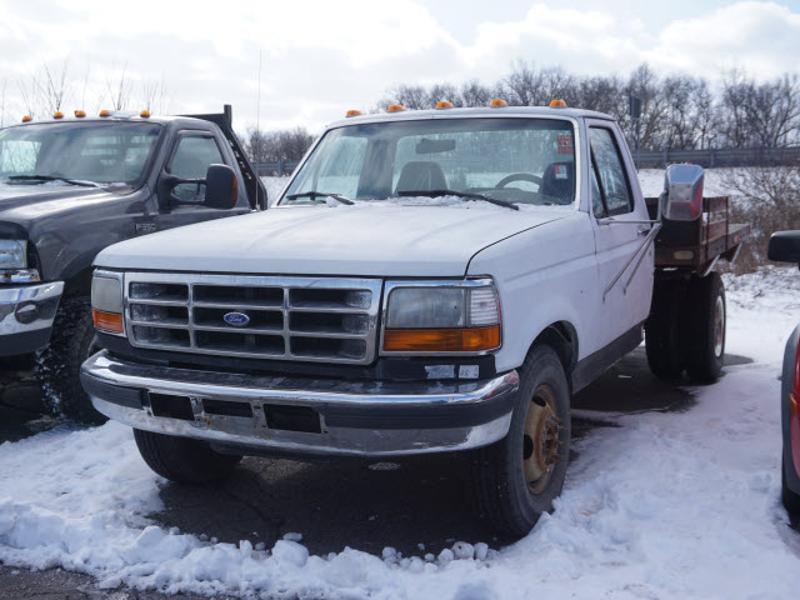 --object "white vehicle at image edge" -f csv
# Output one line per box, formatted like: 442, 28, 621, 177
79, 103, 748, 538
